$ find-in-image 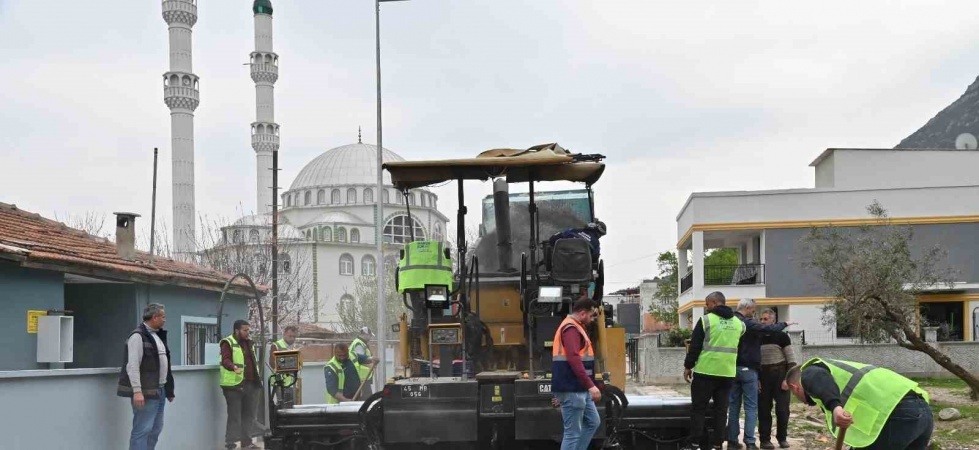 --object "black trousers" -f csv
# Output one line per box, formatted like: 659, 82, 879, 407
758, 365, 790, 443
858, 394, 933, 450
222, 381, 262, 446
689, 374, 733, 448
